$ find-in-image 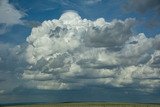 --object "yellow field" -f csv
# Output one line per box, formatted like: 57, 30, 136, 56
2, 103, 160, 107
